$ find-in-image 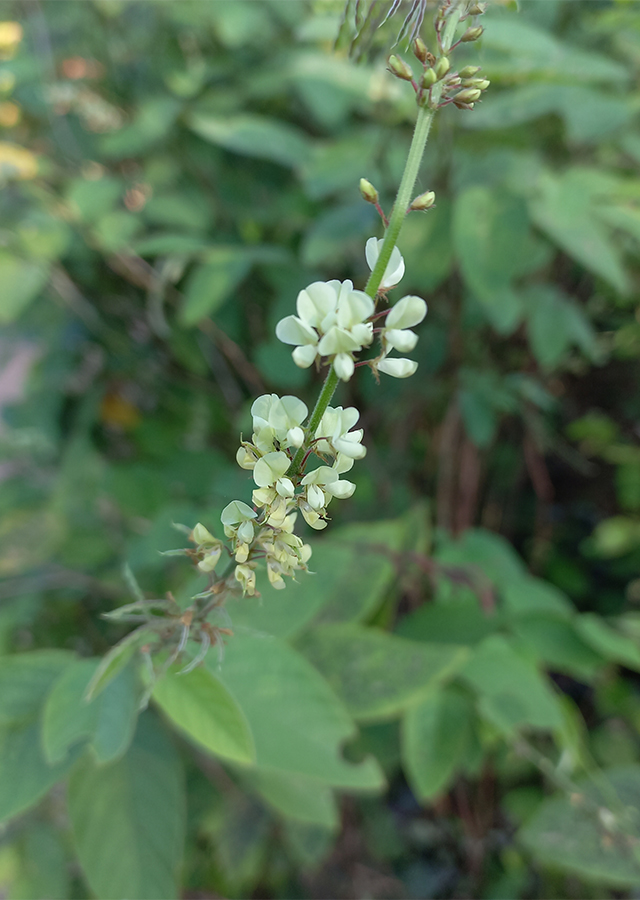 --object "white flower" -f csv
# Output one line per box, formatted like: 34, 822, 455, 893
276, 280, 374, 379
386, 295, 427, 329
251, 394, 308, 454
377, 358, 418, 378
315, 406, 366, 460
221, 500, 257, 529
365, 237, 405, 289
252, 450, 291, 489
